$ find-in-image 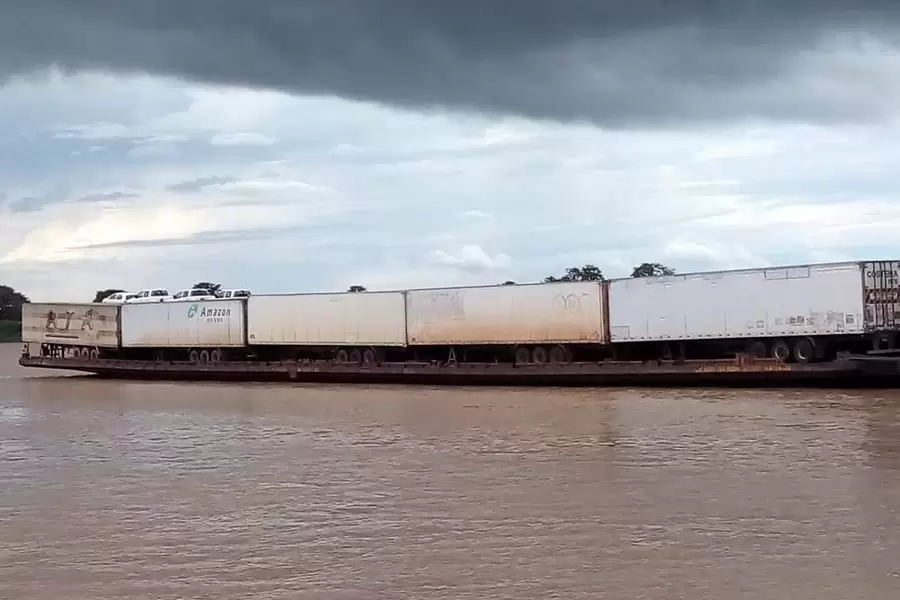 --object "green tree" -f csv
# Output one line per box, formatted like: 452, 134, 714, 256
631, 262, 676, 278
544, 264, 604, 283
0, 284, 29, 321
93, 288, 125, 303
348, 285, 367, 292
194, 282, 222, 295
